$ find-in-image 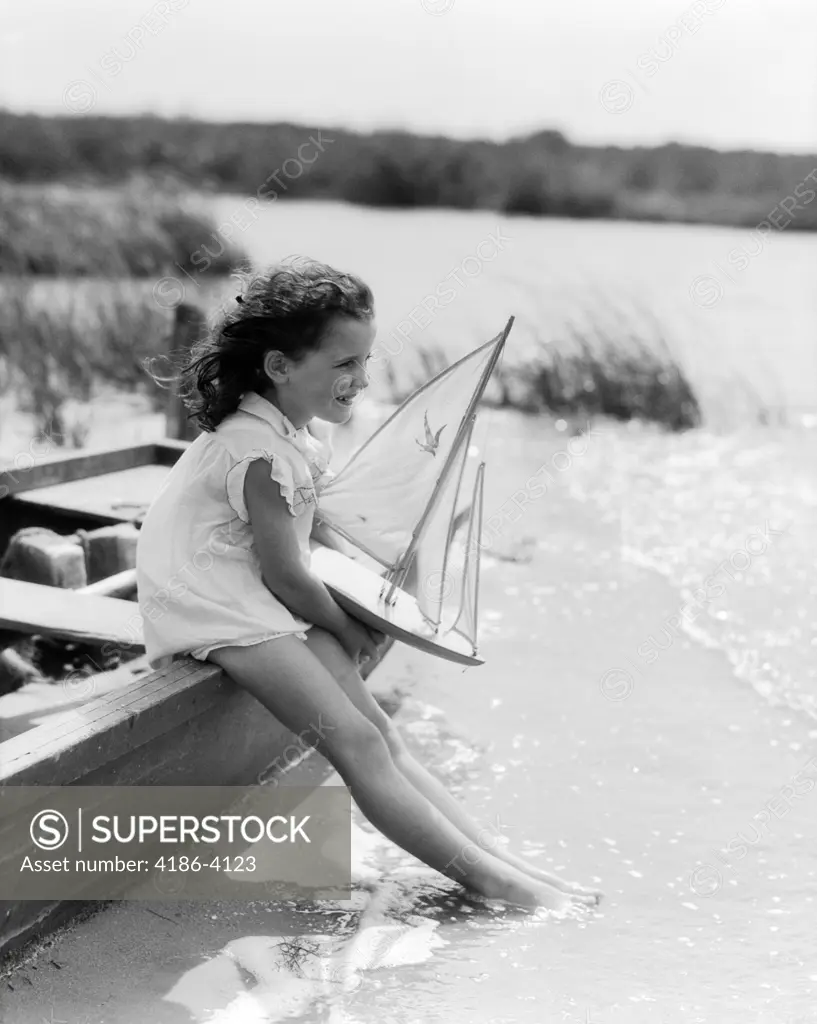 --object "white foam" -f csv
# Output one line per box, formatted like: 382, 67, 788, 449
165, 829, 448, 1024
